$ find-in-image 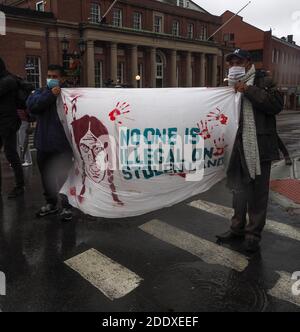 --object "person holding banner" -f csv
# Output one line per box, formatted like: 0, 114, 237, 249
217, 49, 284, 253
27, 65, 74, 221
